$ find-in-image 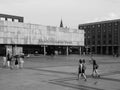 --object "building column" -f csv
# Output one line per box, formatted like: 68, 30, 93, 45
44, 45, 46, 56
106, 46, 109, 55
118, 46, 120, 56
112, 46, 114, 55
79, 46, 81, 55
66, 46, 69, 56
90, 46, 92, 54
101, 46, 103, 55
95, 46, 97, 54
